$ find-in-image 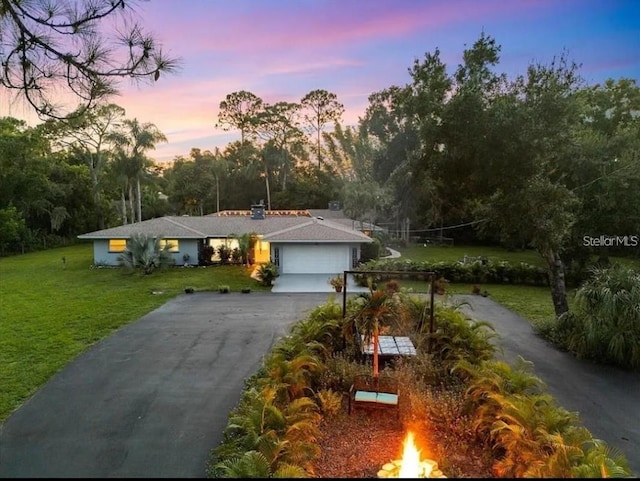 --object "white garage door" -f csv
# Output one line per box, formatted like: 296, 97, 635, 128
281, 244, 350, 274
